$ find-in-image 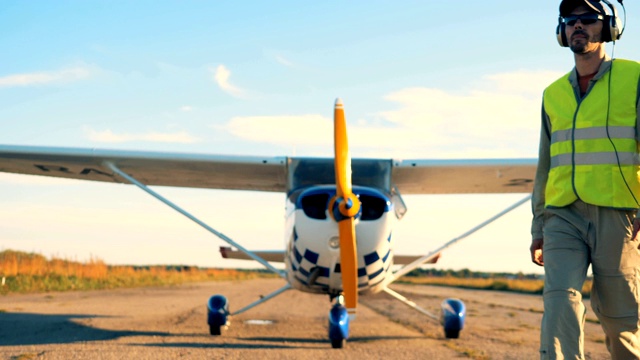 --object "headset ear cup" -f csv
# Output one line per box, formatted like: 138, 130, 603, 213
601, 15, 613, 42
610, 15, 621, 41
600, 0, 622, 42
600, 15, 621, 42
556, 22, 569, 47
